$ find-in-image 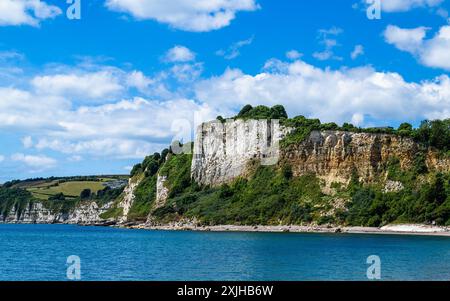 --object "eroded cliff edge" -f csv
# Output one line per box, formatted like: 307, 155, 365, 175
139, 116, 449, 228
191, 120, 448, 187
